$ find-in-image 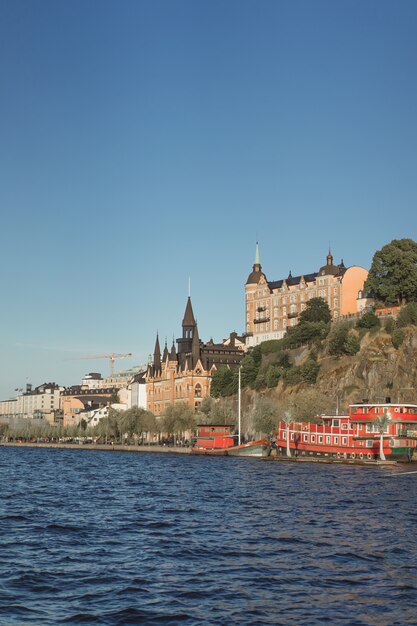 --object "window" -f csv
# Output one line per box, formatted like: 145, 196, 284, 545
303, 434, 308, 442
332, 419, 340, 427
326, 436, 331, 444
274, 307, 278, 317
334, 437, 339, 444
366, 440, 373, 448
274, 320, 278, 330
195, 384, 202, 398
342, 437, 347, 445
311, 435, 316, 443
318, 436, 323, 443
